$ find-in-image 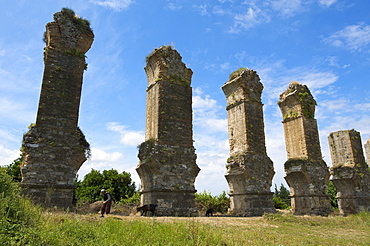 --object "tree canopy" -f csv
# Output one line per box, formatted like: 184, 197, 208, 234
74, 168, 136, 205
